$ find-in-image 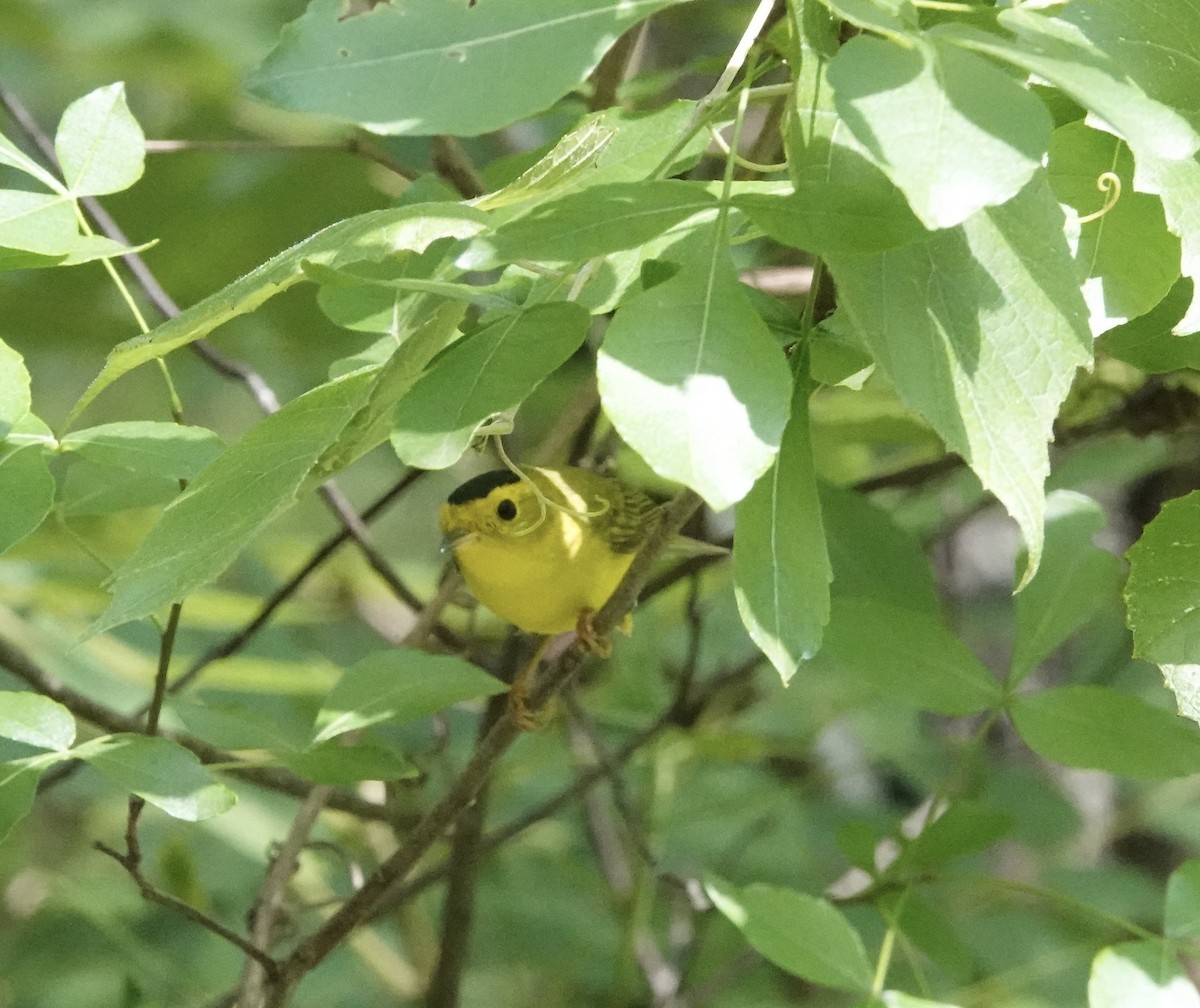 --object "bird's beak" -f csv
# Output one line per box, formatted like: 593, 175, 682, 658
440, 530, 476, 554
